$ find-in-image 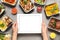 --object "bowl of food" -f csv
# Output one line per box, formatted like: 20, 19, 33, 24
0, 4, 5, 15
1, 0, 17, 6
48, 17, 60, 32
0, 33, 11, 40
37, 6, 42, 13
44, 3, 59, 18
0, 15, 13, 32
19, 0, 34, 13
34, 0, 46, 5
